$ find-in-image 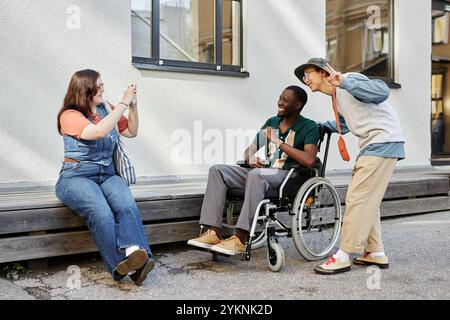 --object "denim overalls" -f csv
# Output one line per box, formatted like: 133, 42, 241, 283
55, 104, 151, 280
